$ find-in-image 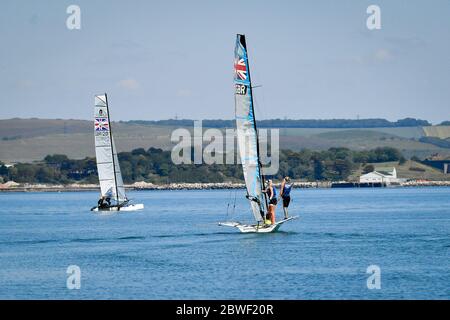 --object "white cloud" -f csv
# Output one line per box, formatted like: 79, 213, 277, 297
374, 48, 392, 61
351, 48, 393, 66
117, 78, 140, 90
